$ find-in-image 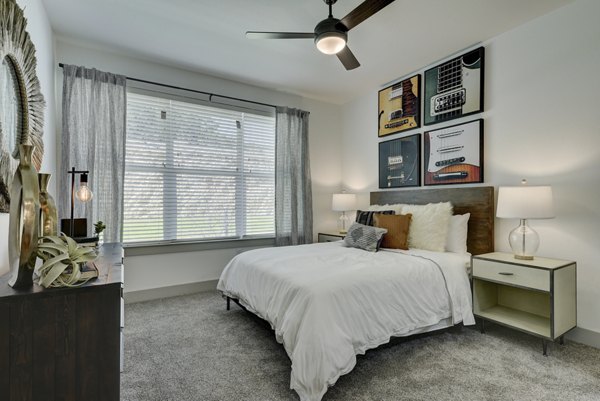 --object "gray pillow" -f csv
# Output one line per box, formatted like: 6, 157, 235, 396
344, 222, 388, 252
